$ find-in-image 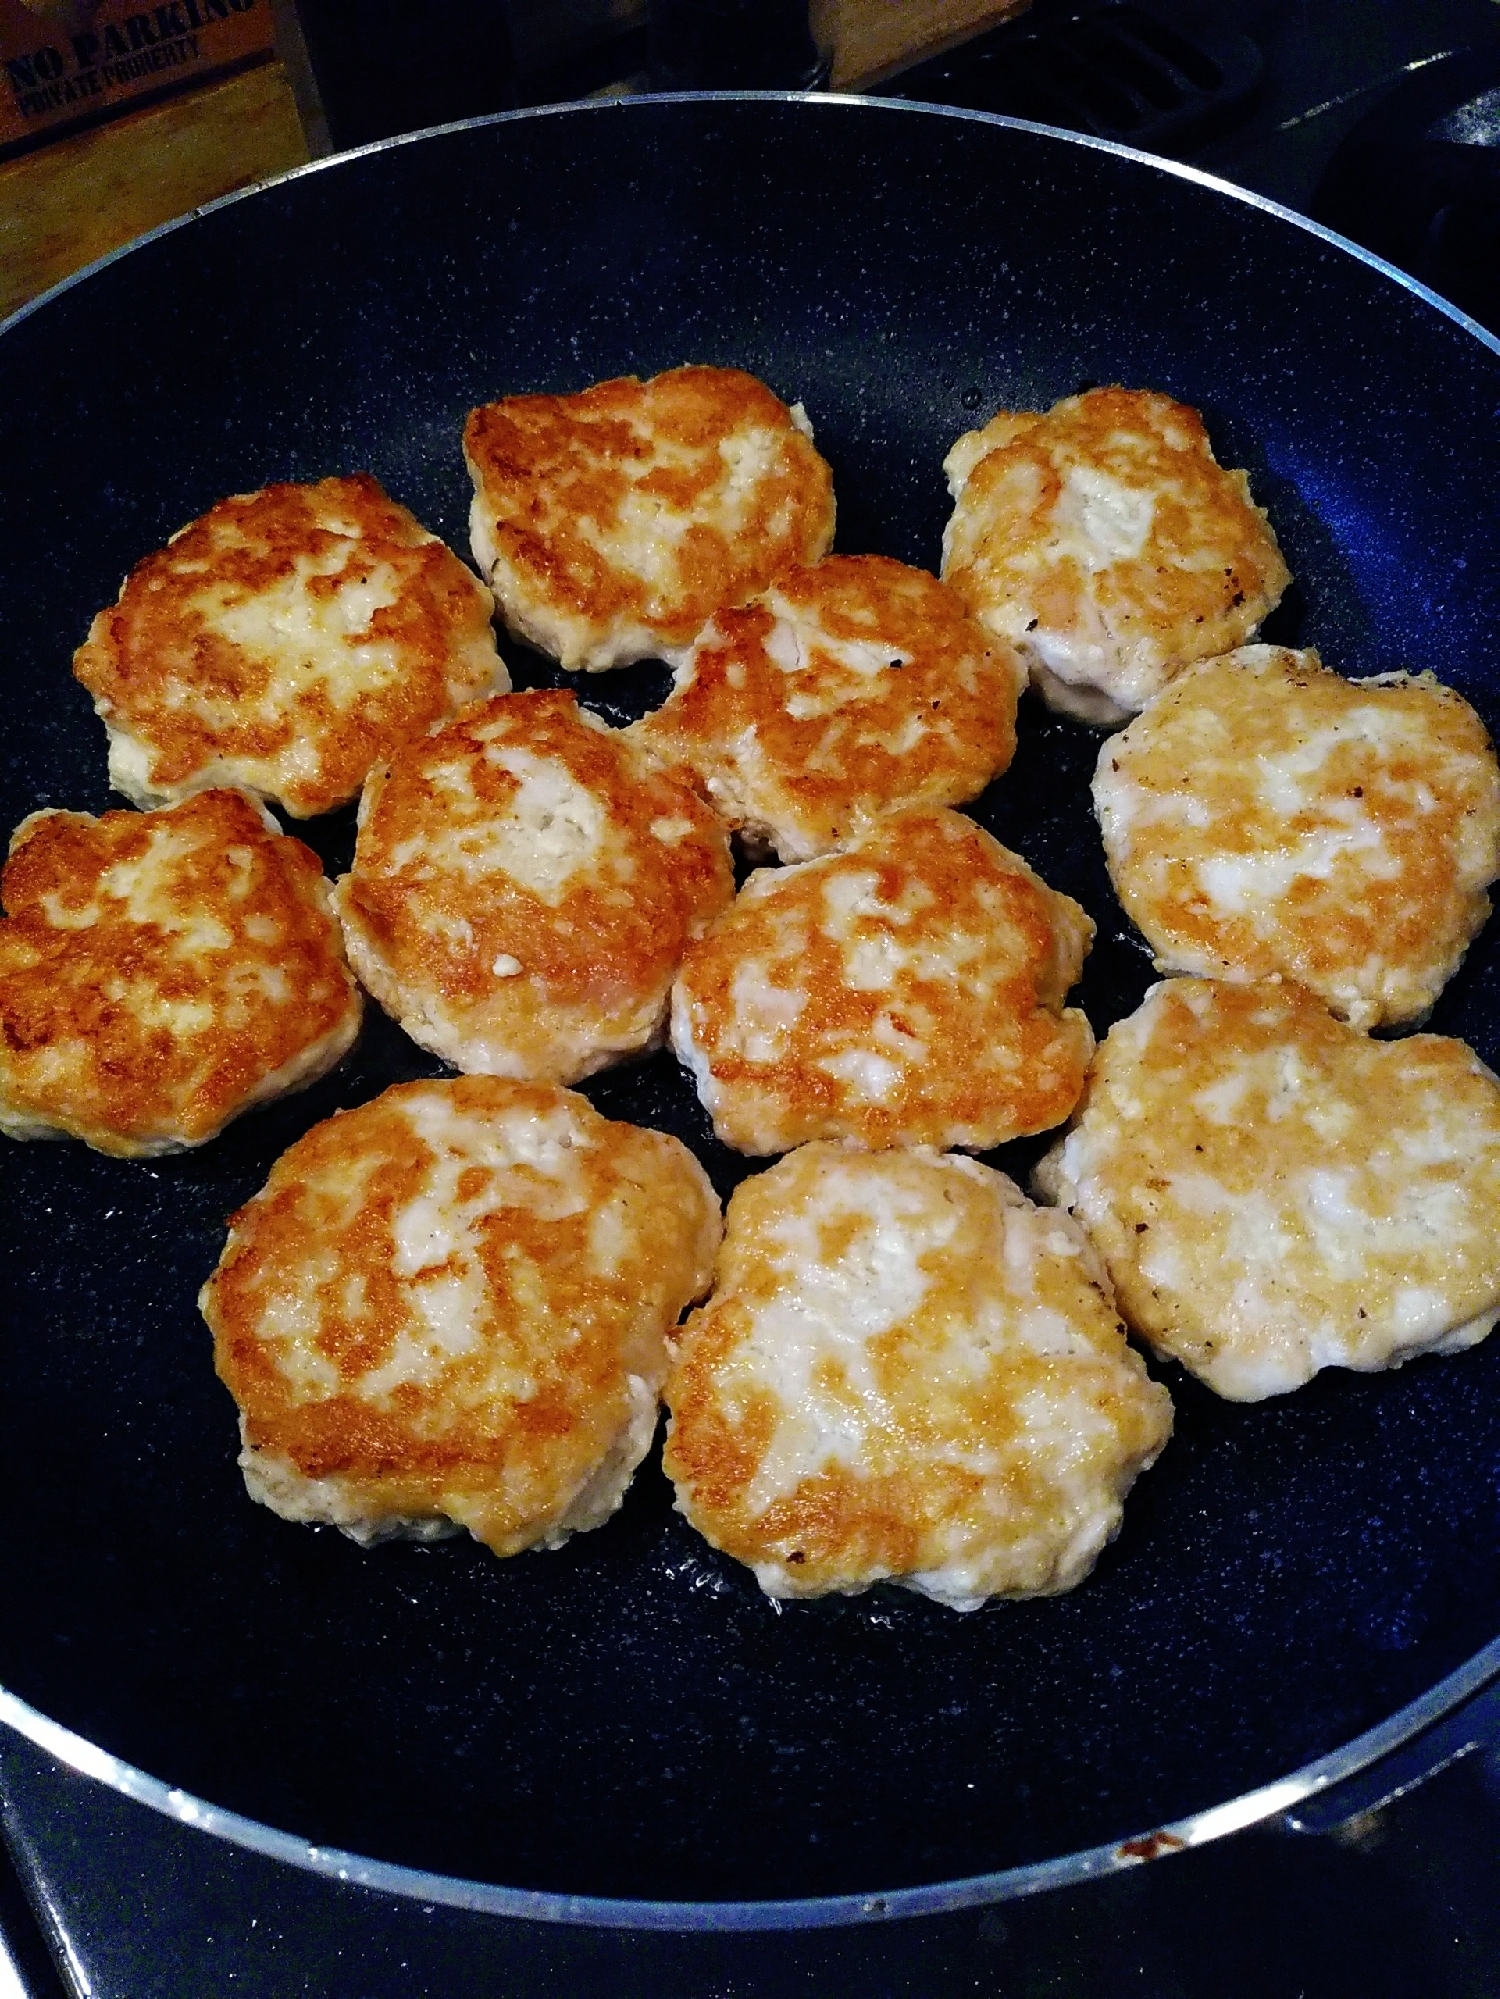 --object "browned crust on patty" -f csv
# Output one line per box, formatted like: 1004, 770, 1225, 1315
1094, 649, 1500, 1027
0, 789, 360, 1155
942, 387, 1290, 718
1035, 978, 1500, 1399
203, 1076, 721, 1554
634, 554, 1024, 860
663, 1144, 1171, 1604
335, 688, 735, 1081
73, 474, 506, 817
671, 806, 1094, 1152
463, 366, 836, 669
